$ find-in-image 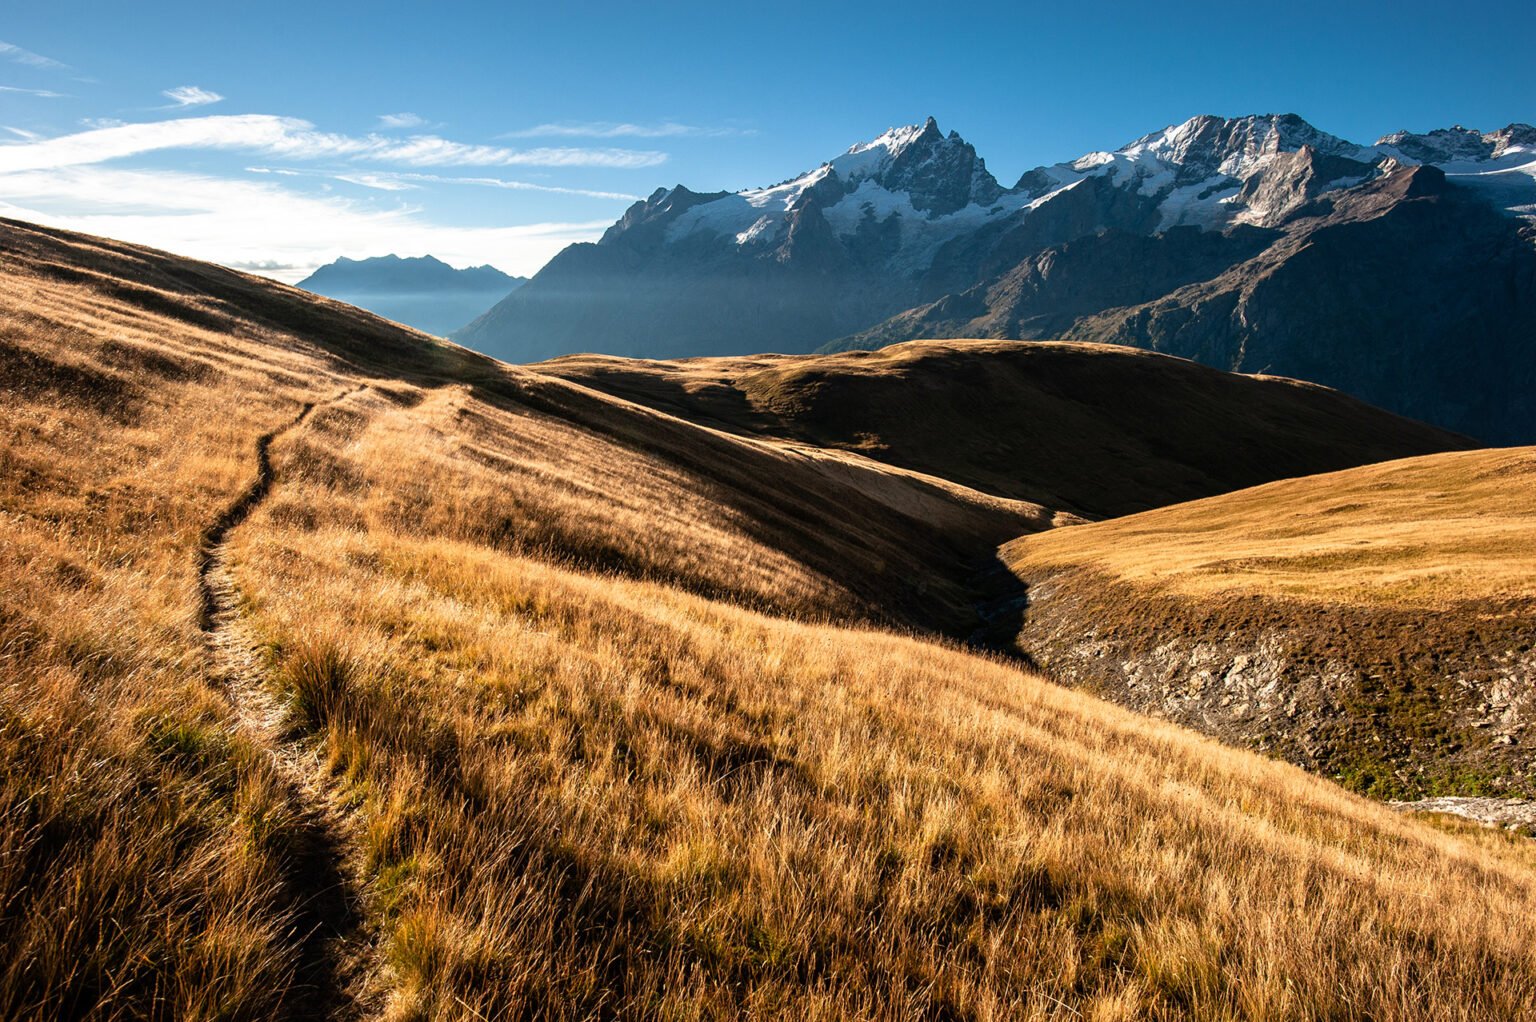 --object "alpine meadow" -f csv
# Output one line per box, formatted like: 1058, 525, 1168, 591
3, 3, 1535, 1020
